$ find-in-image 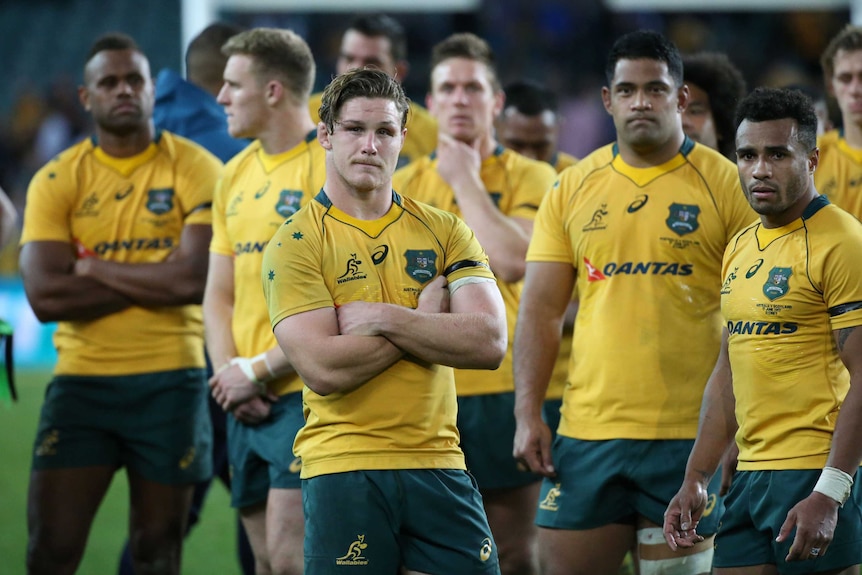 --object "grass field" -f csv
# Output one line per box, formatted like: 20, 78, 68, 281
0, 370, 245, 575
